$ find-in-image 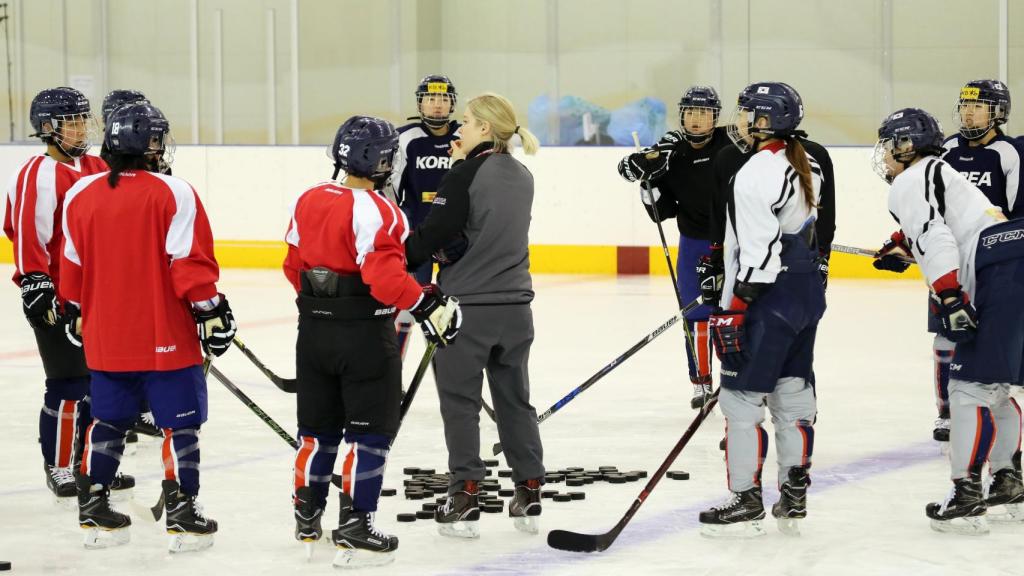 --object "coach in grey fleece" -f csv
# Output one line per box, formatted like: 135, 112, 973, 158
405, 92, 544, 496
